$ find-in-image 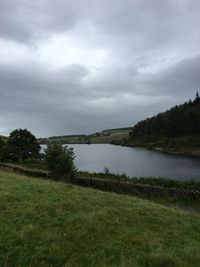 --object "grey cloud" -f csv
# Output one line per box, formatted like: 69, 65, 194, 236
0, 1, 30, 42
0, 0, 200, 136
1, 0, 199, 45
0, 1, 72, 43
0, 53, 199, 136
